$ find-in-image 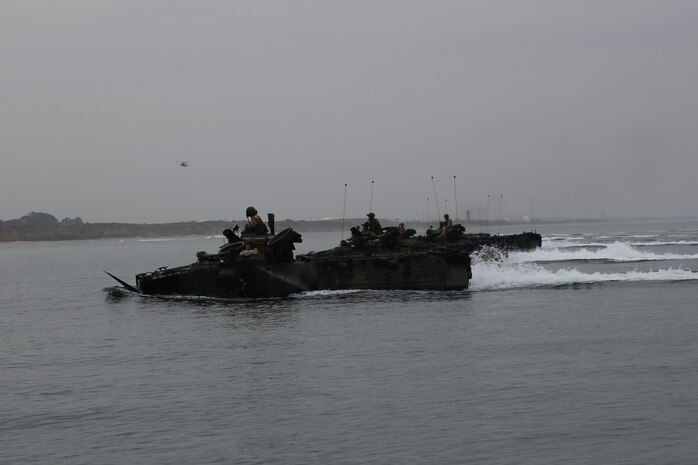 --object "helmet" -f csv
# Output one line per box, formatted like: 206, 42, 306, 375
246, 206, 258, 217
367, 212, 375, 218
444, 214, 449, 218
